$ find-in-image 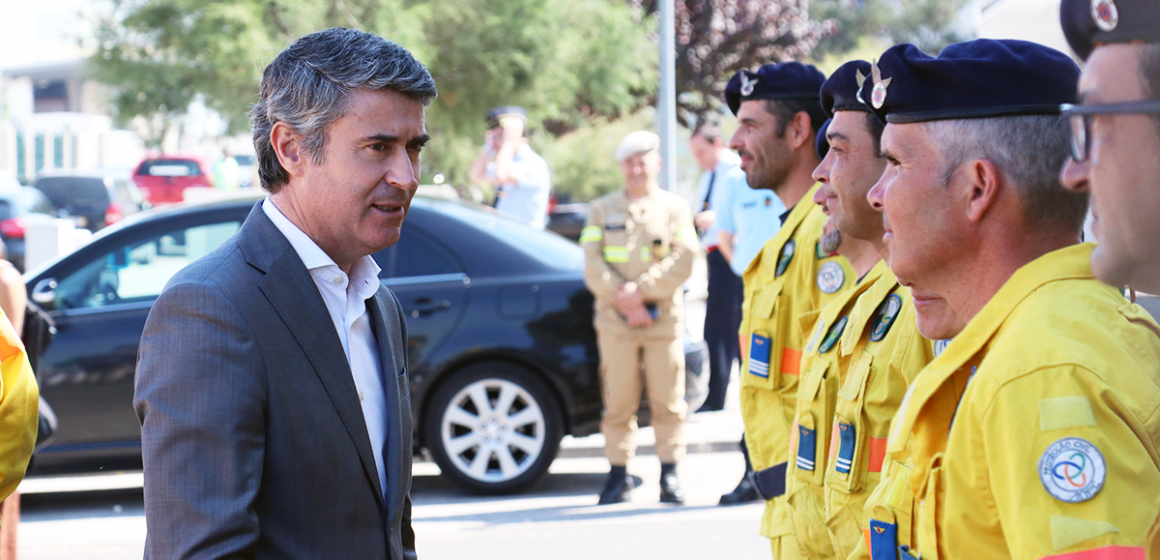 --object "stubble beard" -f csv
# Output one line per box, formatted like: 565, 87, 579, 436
820, 228, 843, 255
